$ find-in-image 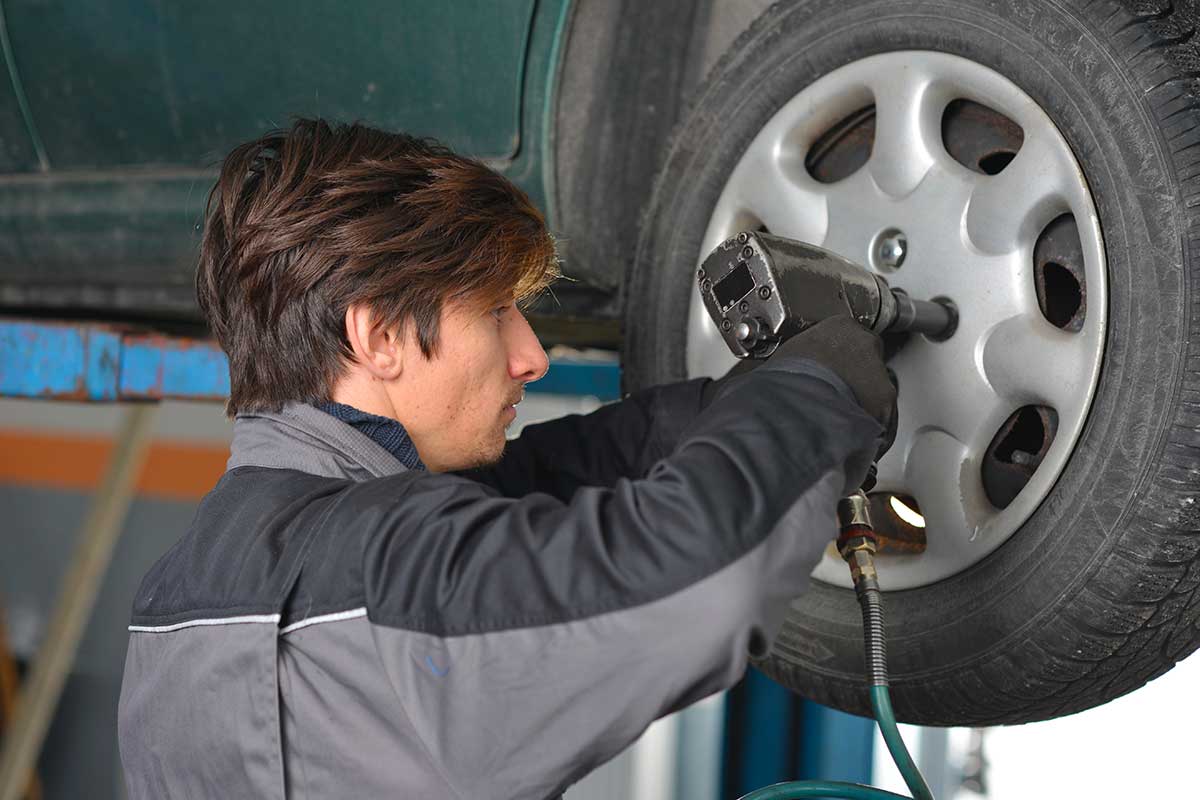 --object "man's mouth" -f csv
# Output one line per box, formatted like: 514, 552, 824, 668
504, 387, 525, 413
